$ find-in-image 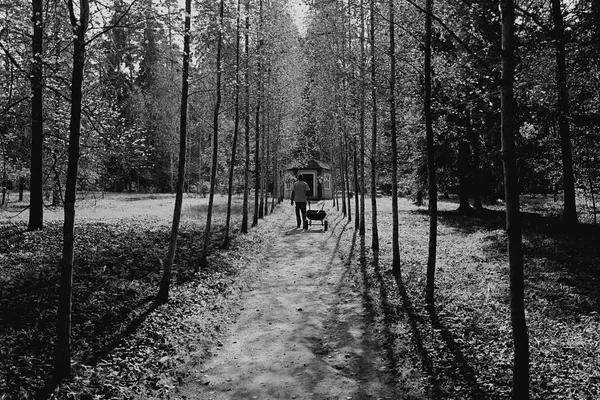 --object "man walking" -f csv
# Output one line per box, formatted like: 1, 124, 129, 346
291, 175, 311, 229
